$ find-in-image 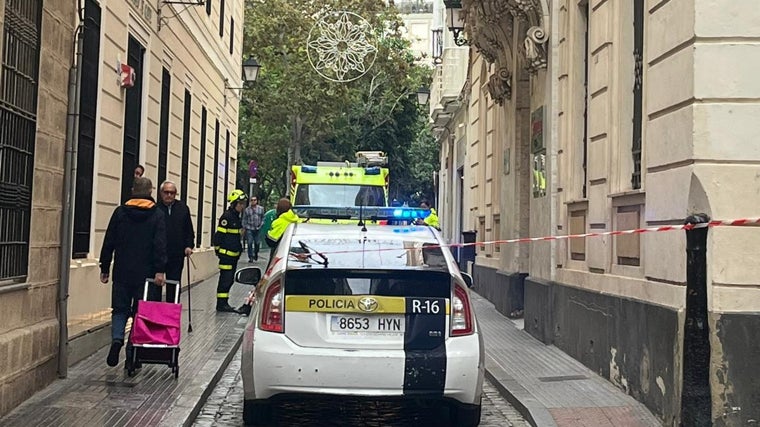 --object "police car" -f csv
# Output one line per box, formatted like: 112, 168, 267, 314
235, 207, 484, 426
